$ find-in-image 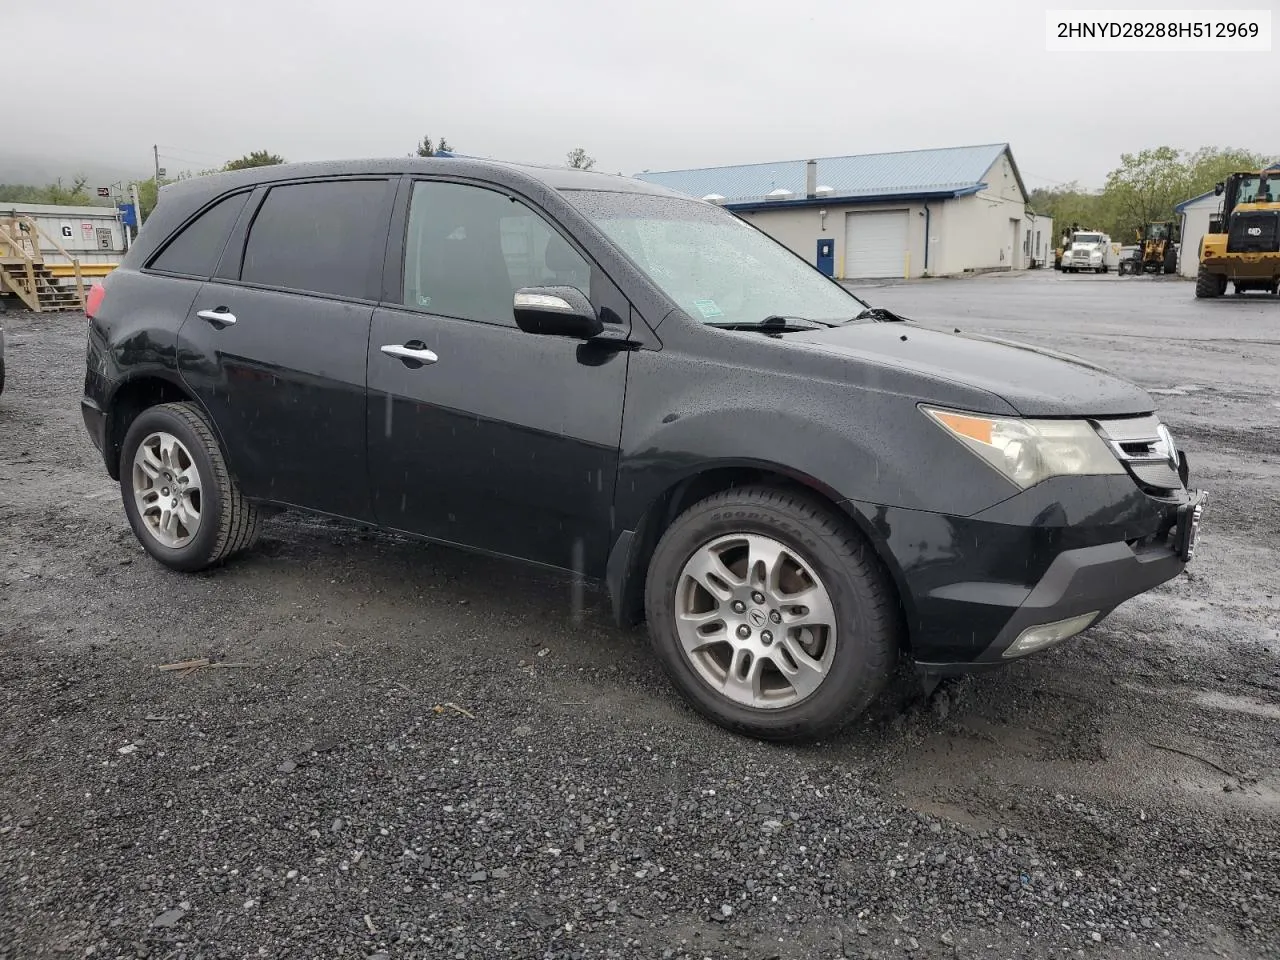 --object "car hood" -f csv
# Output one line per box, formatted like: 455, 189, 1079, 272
785, 323, 1153, 417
